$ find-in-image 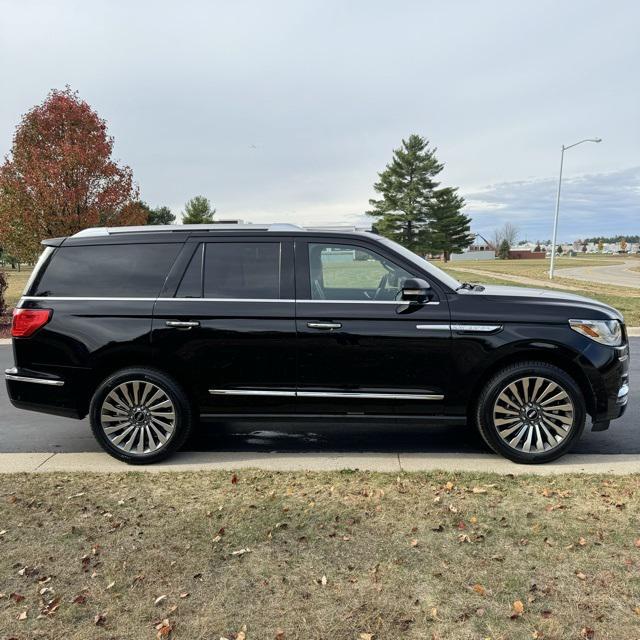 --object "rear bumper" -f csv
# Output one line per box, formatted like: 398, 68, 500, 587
5, 366, 85, 419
